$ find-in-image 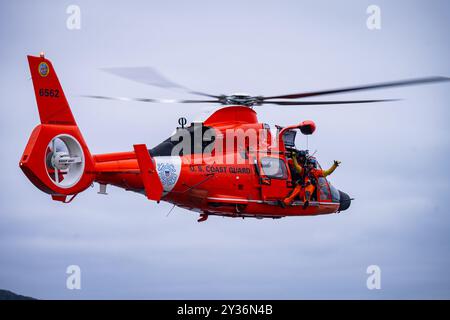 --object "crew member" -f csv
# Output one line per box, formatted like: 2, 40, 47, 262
281, 154, 340, 208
